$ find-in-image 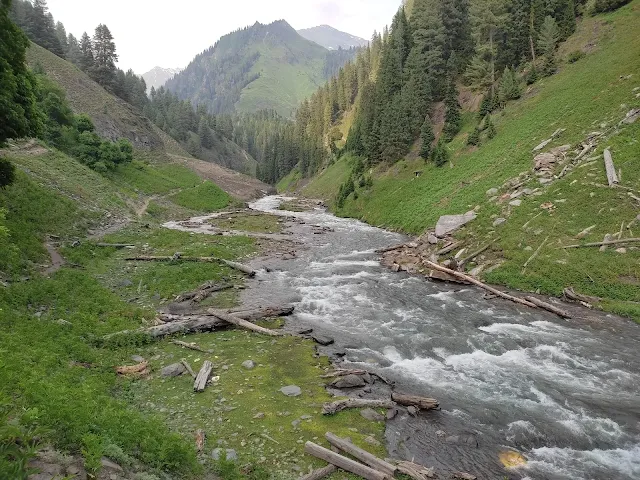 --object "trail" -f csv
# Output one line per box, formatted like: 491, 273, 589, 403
43, 242, 65, 276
